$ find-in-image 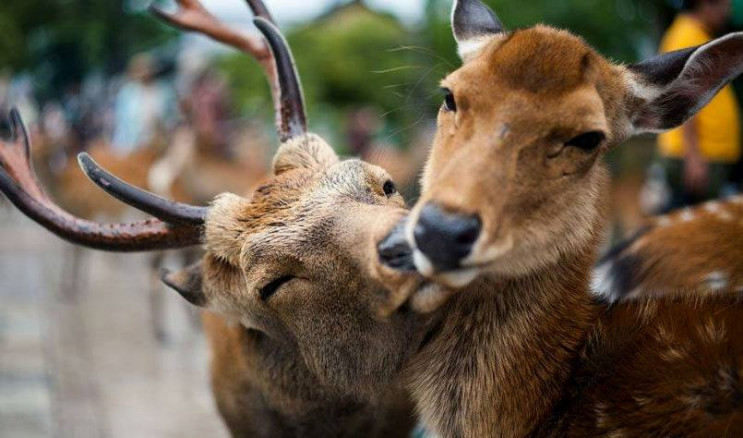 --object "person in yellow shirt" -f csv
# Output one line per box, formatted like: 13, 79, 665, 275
657, 0, 740, 210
